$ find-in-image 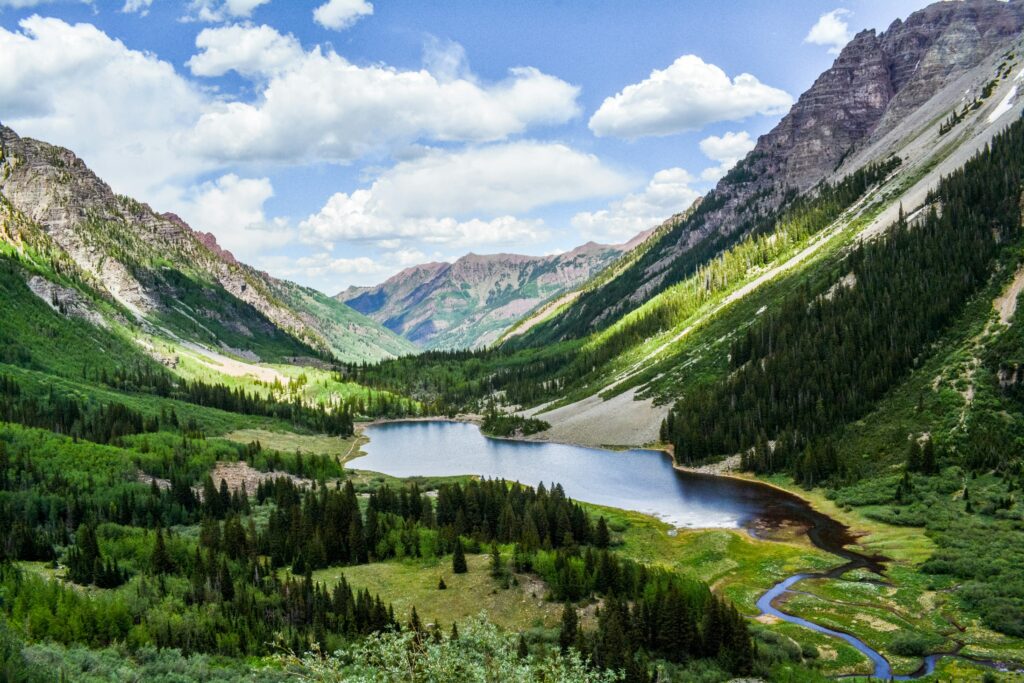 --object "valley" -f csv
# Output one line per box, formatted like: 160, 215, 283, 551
3, 1, 1024, 681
